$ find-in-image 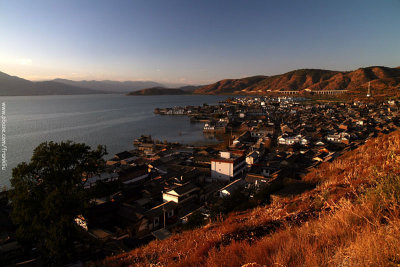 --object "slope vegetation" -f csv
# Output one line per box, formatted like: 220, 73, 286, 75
195, 66, 400, 96
103, 130, 400, 266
